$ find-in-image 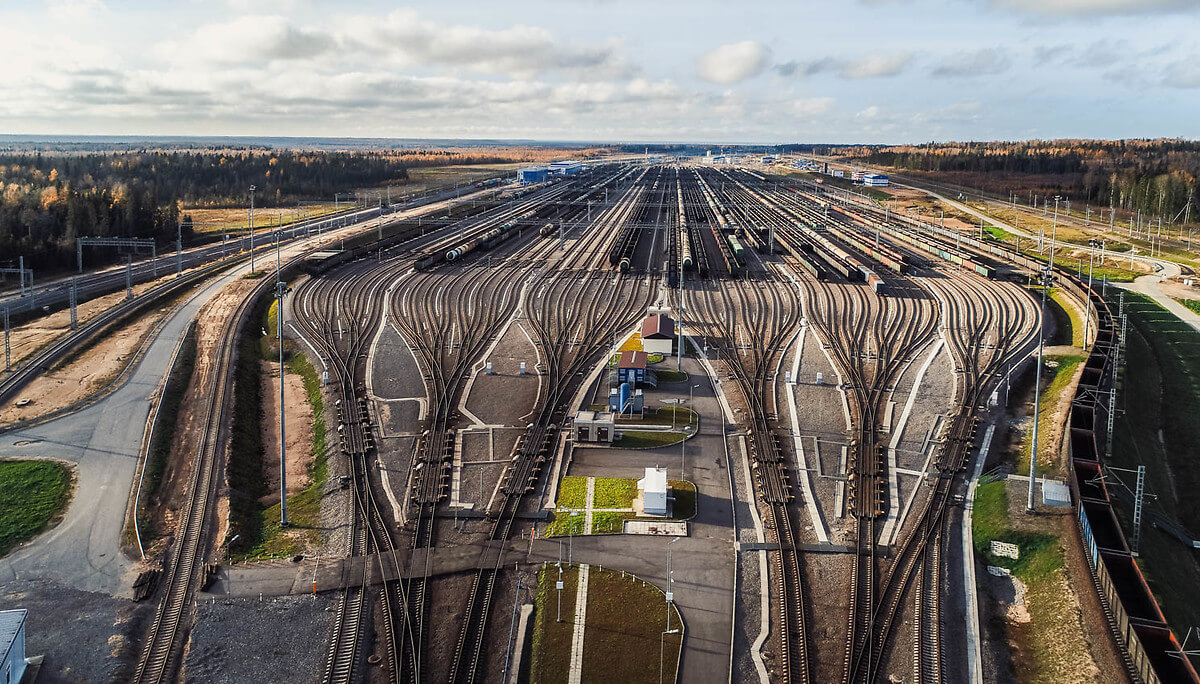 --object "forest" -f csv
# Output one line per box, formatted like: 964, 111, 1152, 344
841, 139, 1200, 221
0, 149, 409, 270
